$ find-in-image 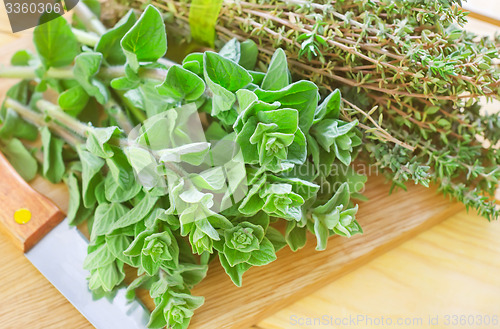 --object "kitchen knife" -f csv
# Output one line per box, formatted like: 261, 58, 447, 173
0, 152, 150, 328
